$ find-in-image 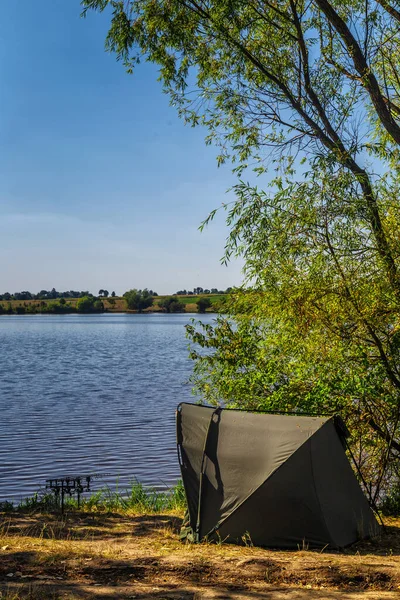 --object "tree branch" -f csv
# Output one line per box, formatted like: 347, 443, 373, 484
368, 417, 400, 454
375, 0, 400, 24
314, 0, 400, 146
